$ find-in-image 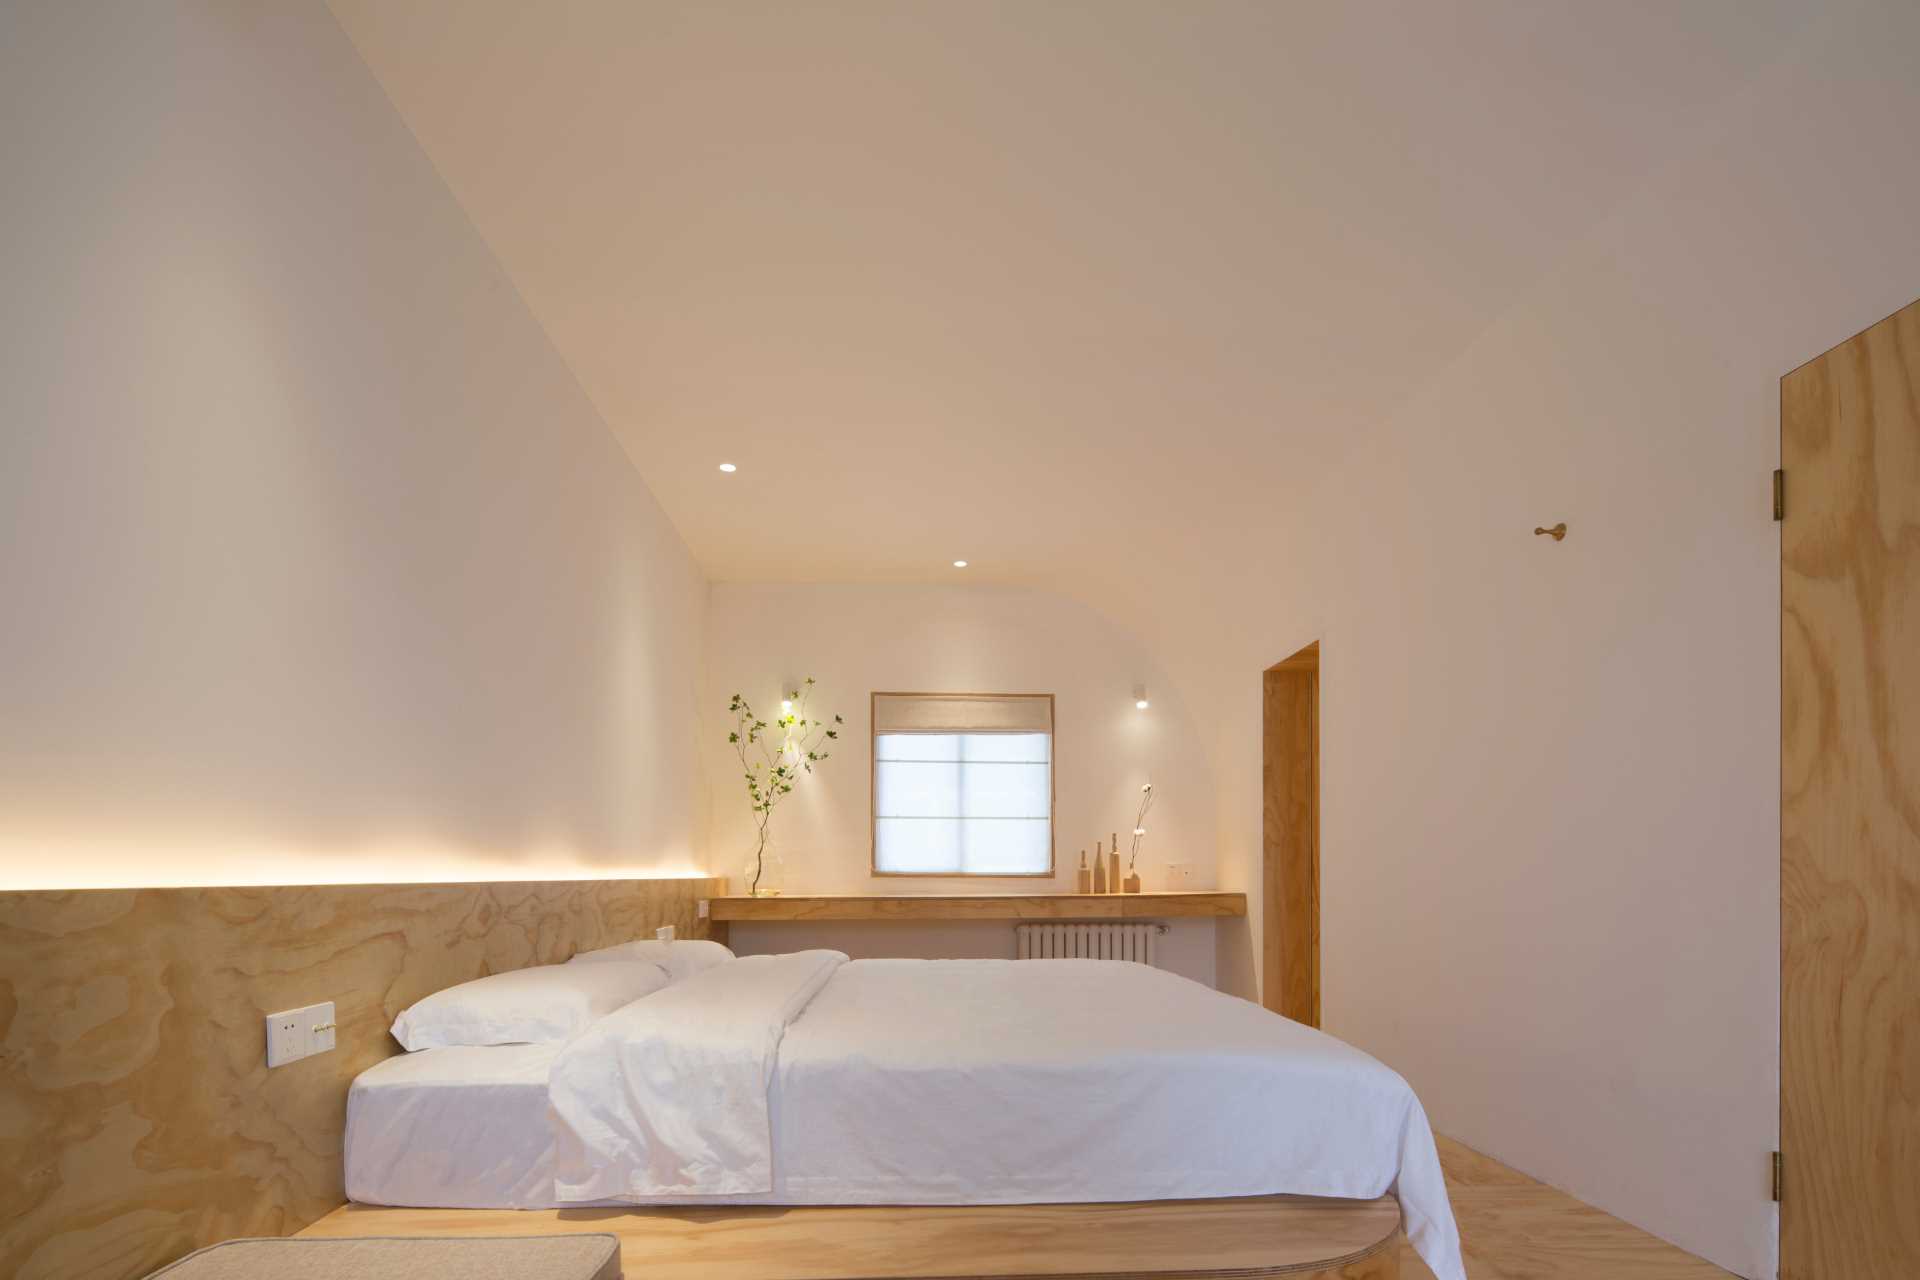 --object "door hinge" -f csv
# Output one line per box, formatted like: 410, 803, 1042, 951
1772, 1150, 1783, 1201
1773, 469, 1785, 521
